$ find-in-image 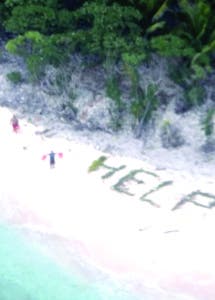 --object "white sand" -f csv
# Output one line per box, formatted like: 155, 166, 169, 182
1, 107, 215, 300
